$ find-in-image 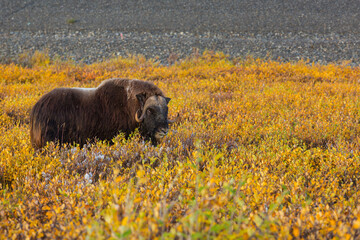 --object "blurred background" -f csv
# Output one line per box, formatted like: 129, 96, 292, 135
1, 0, 360, 64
